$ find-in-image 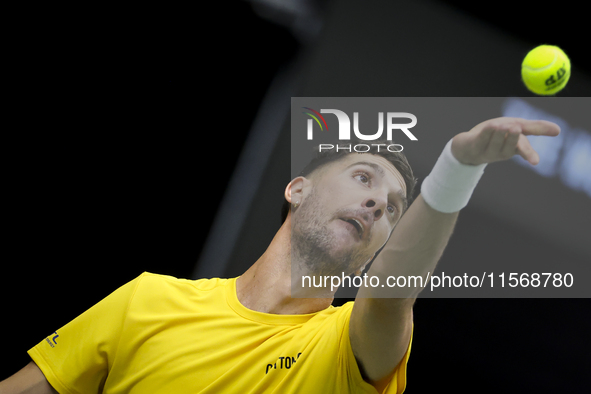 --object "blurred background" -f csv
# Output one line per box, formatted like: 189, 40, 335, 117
4, 0, 590, 392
